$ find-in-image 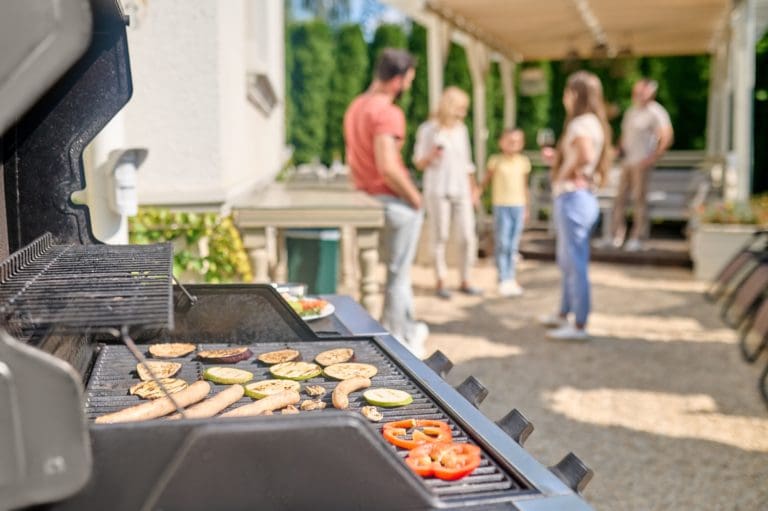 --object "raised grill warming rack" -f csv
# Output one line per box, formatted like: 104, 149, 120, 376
0, 233, 173, 335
